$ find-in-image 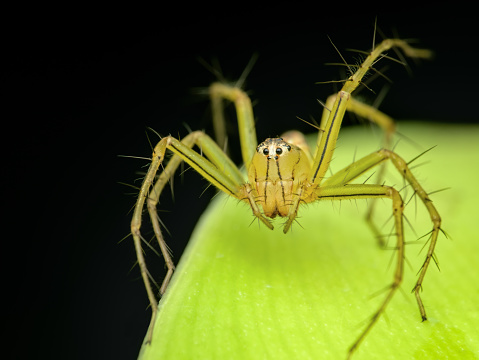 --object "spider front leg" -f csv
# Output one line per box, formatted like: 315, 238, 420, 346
310, 39, 432, 186
293, 39, 437, 357
131, 130, 270, 343
313, 40, 432, 251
